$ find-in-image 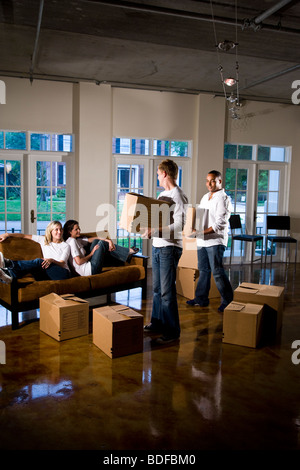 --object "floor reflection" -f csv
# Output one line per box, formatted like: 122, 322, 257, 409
0, 264, 300, 450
